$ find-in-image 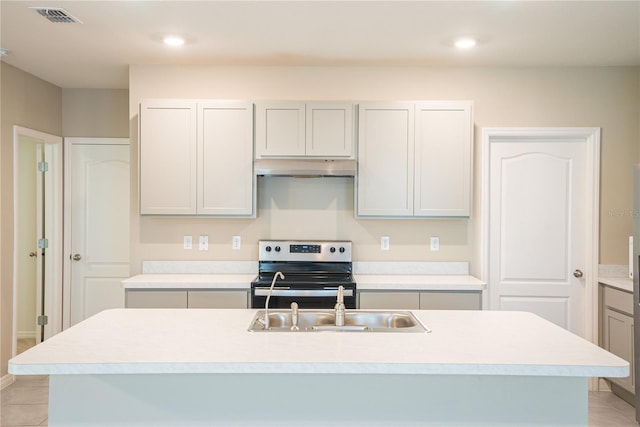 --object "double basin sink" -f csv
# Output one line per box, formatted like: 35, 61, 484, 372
248, 309, 429, 333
